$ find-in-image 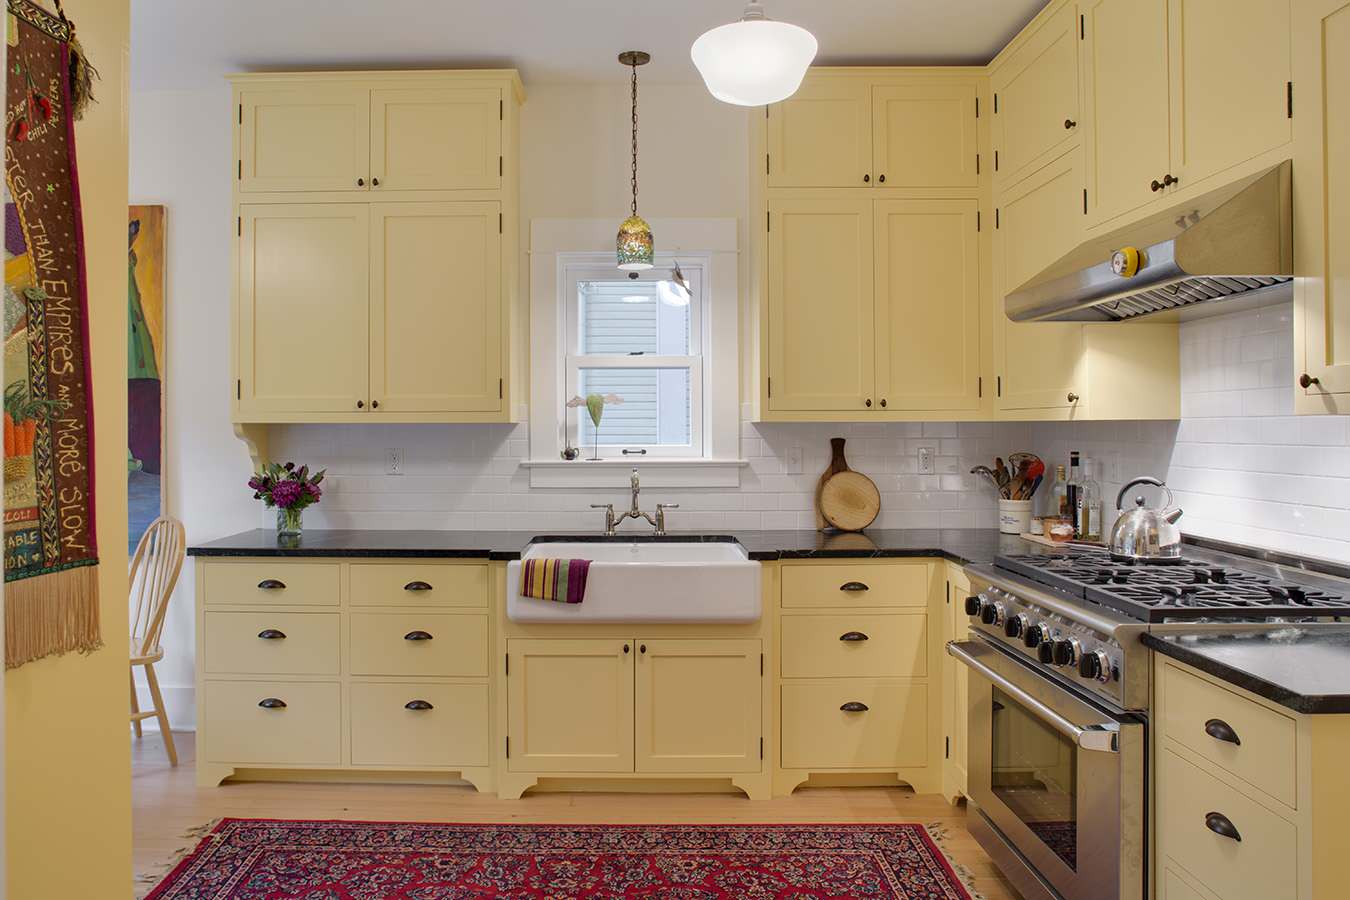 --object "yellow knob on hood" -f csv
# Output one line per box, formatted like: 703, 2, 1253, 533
1110, 247, 1141, 278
